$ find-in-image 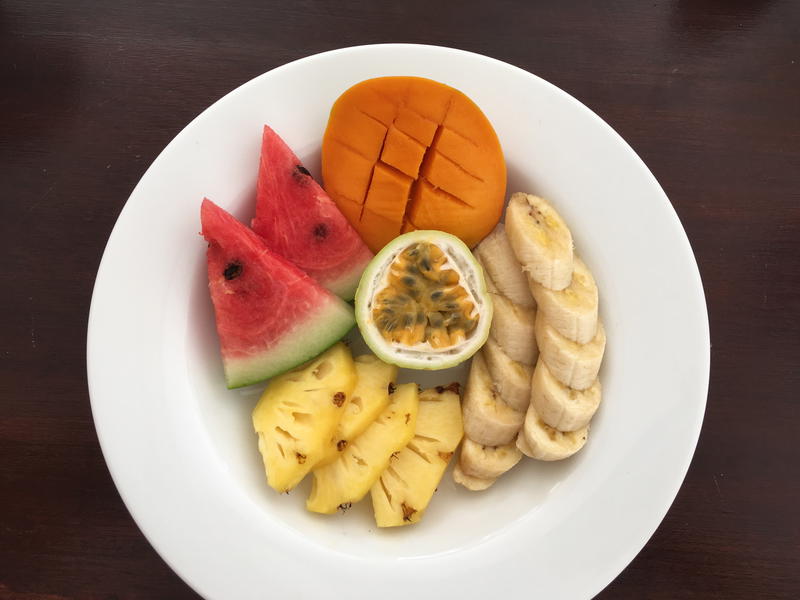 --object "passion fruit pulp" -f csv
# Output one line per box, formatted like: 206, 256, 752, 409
355, 231, 492, 370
